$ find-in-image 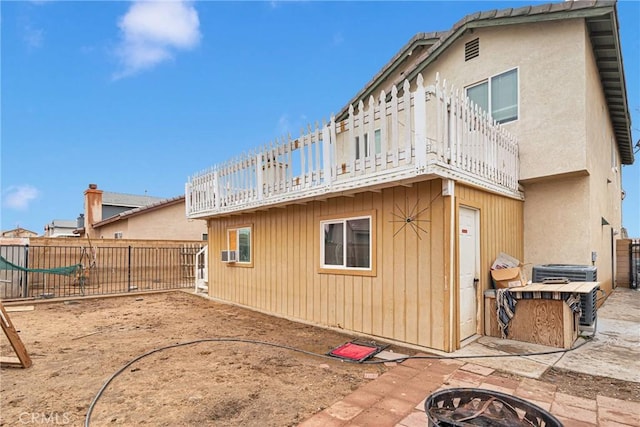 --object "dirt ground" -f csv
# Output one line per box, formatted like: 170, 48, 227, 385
1, 291, 638, 427
1, 292, 390, 427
